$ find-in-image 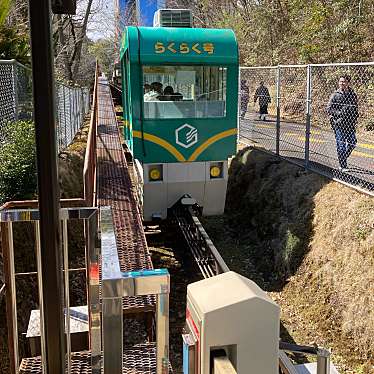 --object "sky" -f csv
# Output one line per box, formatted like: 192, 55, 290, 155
83, 0, 116, 41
